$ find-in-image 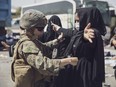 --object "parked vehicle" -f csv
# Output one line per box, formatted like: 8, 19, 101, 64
9, 0, 76, 56
12, 18, 20, 26
21, 0, 76, 29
